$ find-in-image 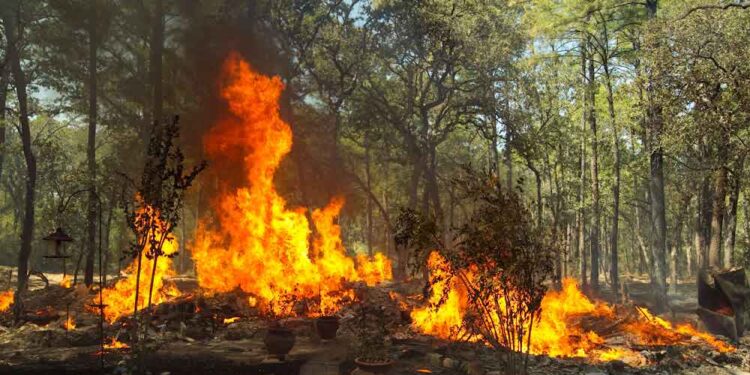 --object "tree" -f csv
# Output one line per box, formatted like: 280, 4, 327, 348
2, 0, 37, 318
